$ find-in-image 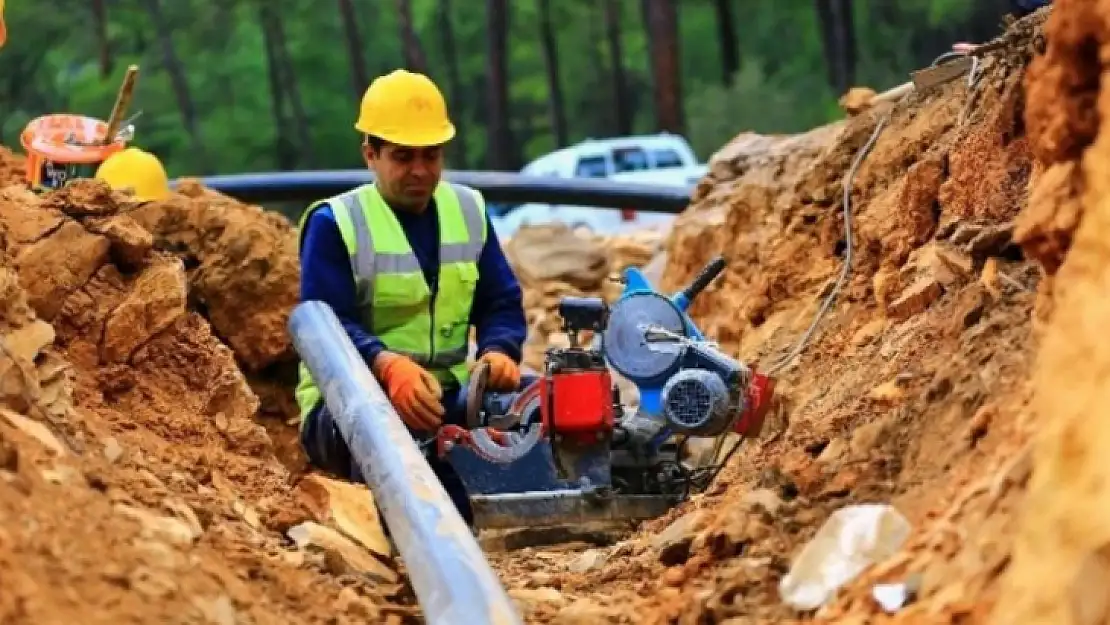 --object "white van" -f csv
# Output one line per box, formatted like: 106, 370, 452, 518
490, 133, 703, 238
520, 133, 700, 179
